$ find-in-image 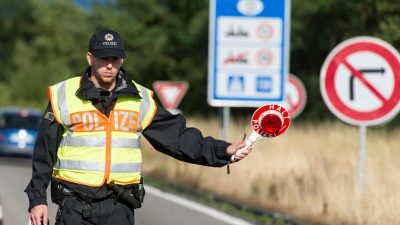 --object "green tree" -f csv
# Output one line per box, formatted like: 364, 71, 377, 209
290, 0, 400, 123
91, 0, 214, 113
2, 0, 400, 122
7, 0, 93, 107
0, 0, 35, 82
